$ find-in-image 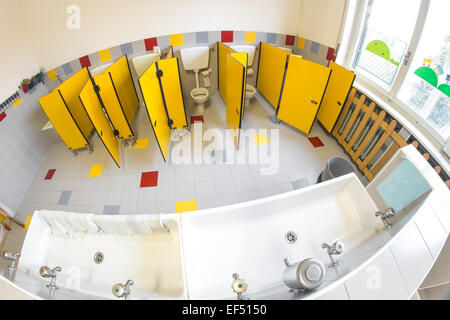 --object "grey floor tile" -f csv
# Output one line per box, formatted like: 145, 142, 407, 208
291, 179, 309, 190
57, 191, 72, 205
103, 205, 120, 215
